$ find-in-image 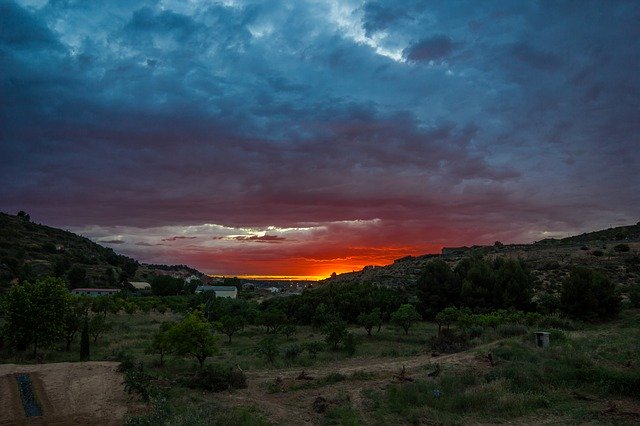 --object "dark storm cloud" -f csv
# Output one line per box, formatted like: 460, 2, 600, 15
403, 35, 457, 62
1, 0, 638, 273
